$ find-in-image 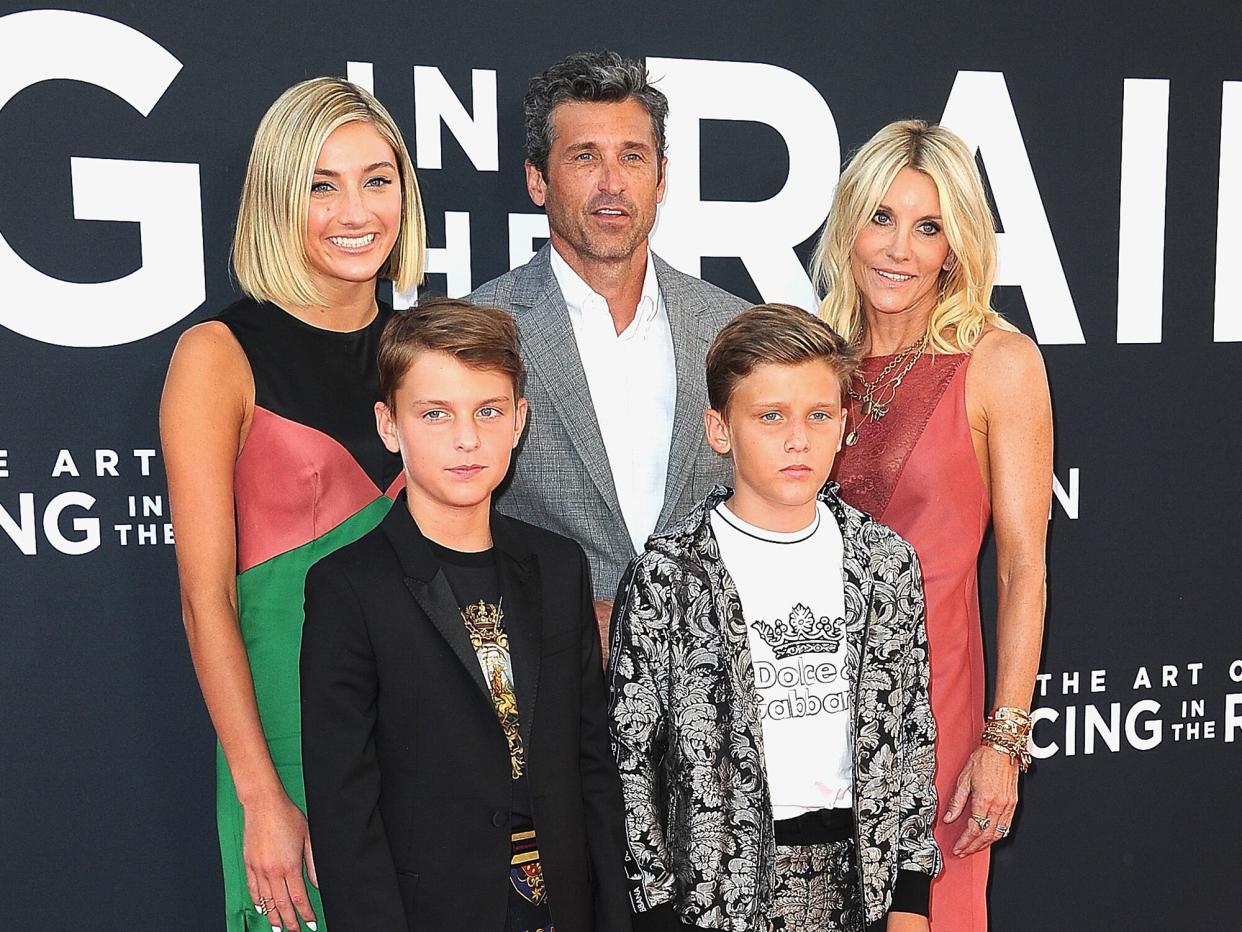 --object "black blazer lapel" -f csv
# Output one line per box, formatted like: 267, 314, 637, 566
382, 496, 492, 702
493, 514, 543, 750
405, 572, 491, 701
